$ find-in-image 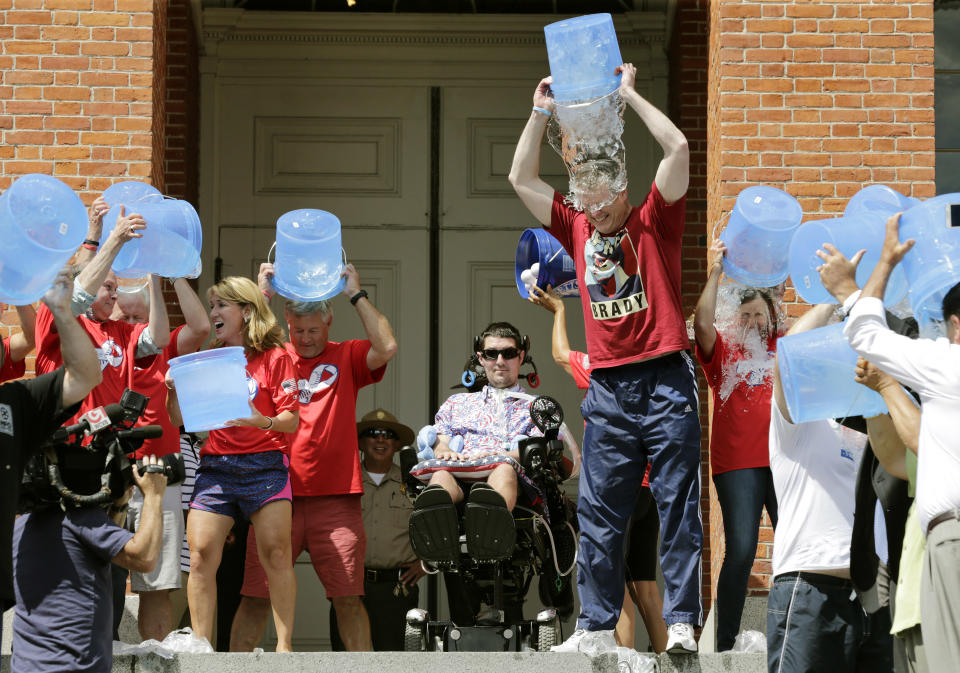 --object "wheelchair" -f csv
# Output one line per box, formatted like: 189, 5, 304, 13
399, 395, 579, 653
